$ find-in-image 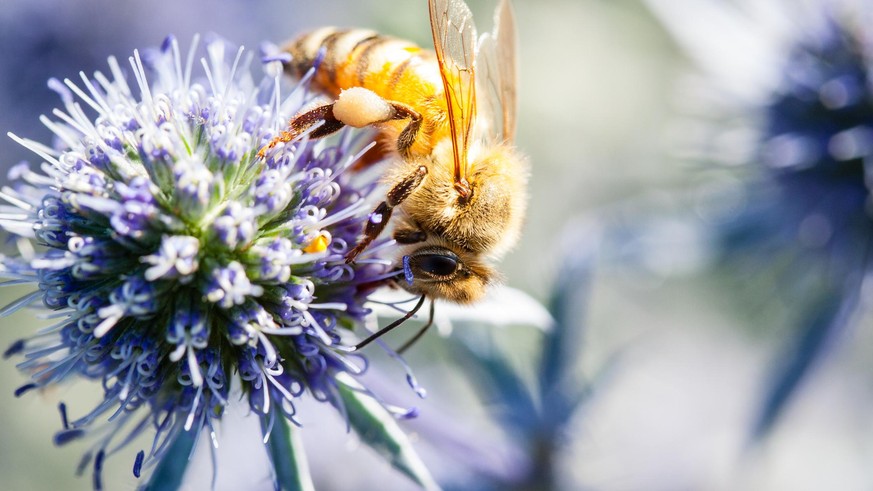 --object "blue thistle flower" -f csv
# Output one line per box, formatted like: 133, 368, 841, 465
647, 0, 873, 438
716, 9, 873, 273
734, 10, 872, 440
421, 230, 595, 491
0, 35, 430, 488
